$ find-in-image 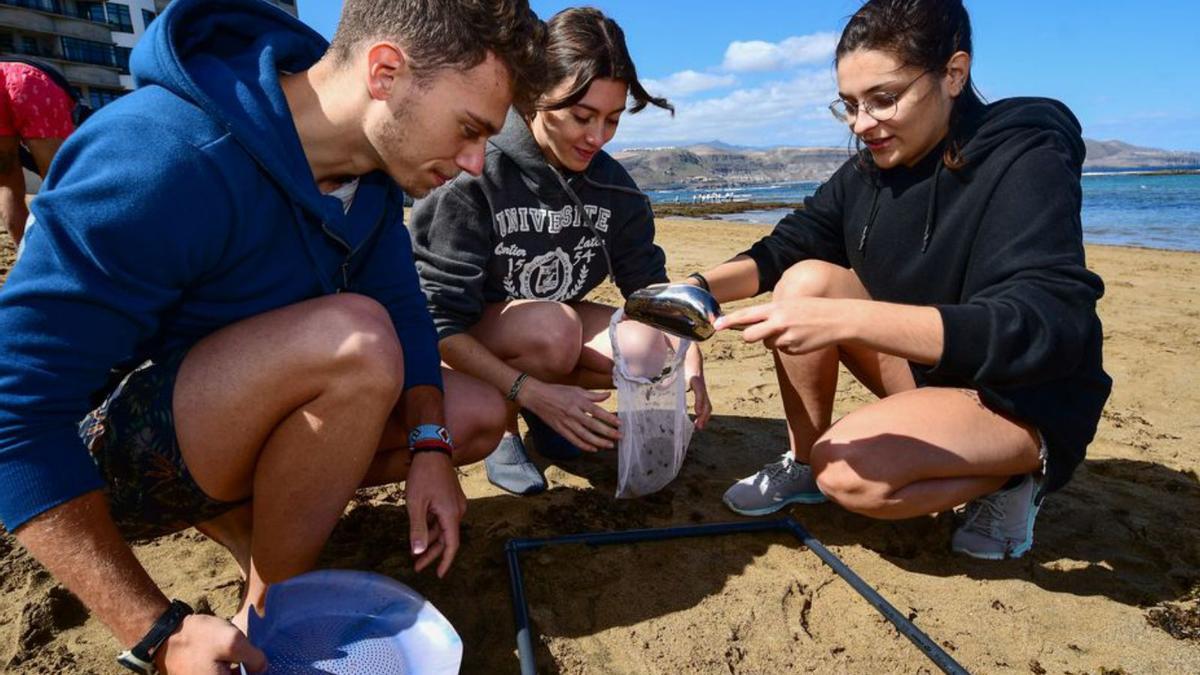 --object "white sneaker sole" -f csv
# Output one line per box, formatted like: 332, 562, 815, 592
722, 491, 828, 516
